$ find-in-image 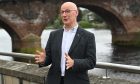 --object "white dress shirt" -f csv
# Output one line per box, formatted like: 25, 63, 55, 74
61, 25, 78, 76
